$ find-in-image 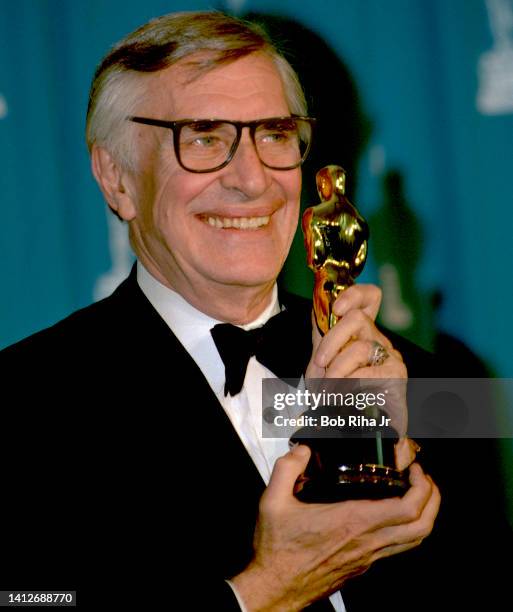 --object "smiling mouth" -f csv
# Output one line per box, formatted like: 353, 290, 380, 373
202, 214, 271, 230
